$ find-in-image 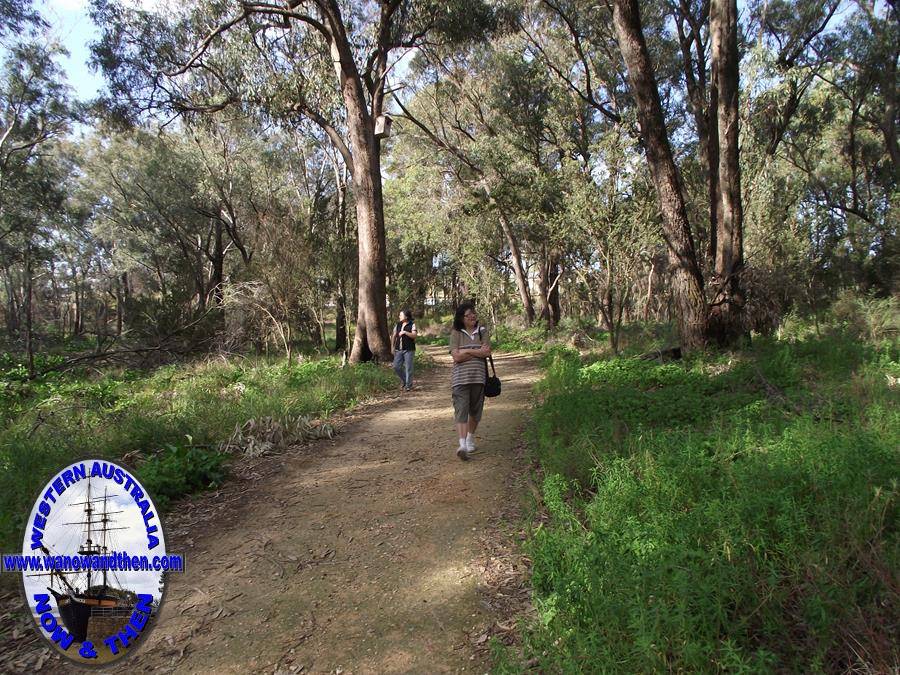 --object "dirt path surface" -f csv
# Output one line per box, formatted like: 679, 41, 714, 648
101, 346, 538, 674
